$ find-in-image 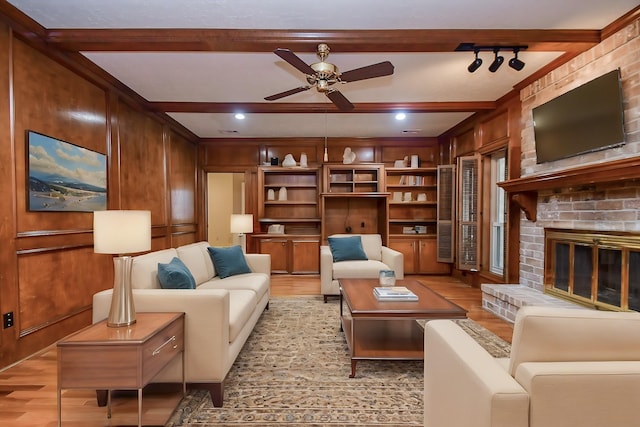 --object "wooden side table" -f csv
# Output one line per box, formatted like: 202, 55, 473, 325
57, 312, 185, 427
